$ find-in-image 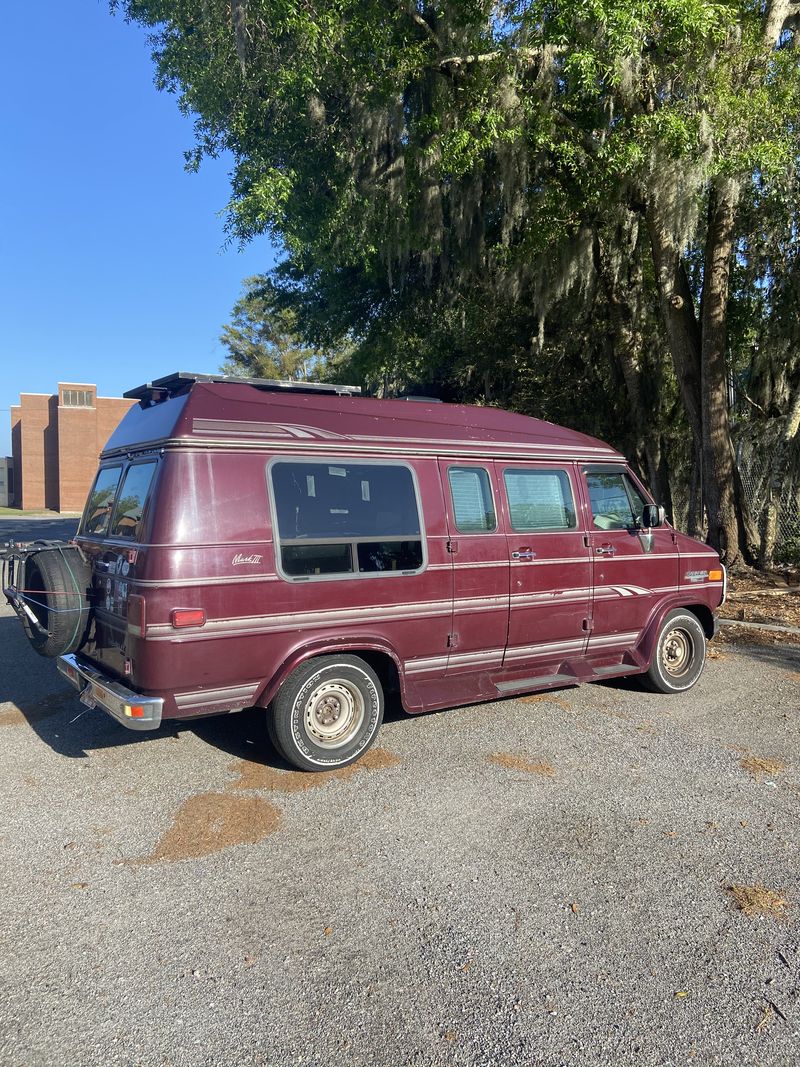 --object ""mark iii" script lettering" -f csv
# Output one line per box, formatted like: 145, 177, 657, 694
232, 553, 263, 566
